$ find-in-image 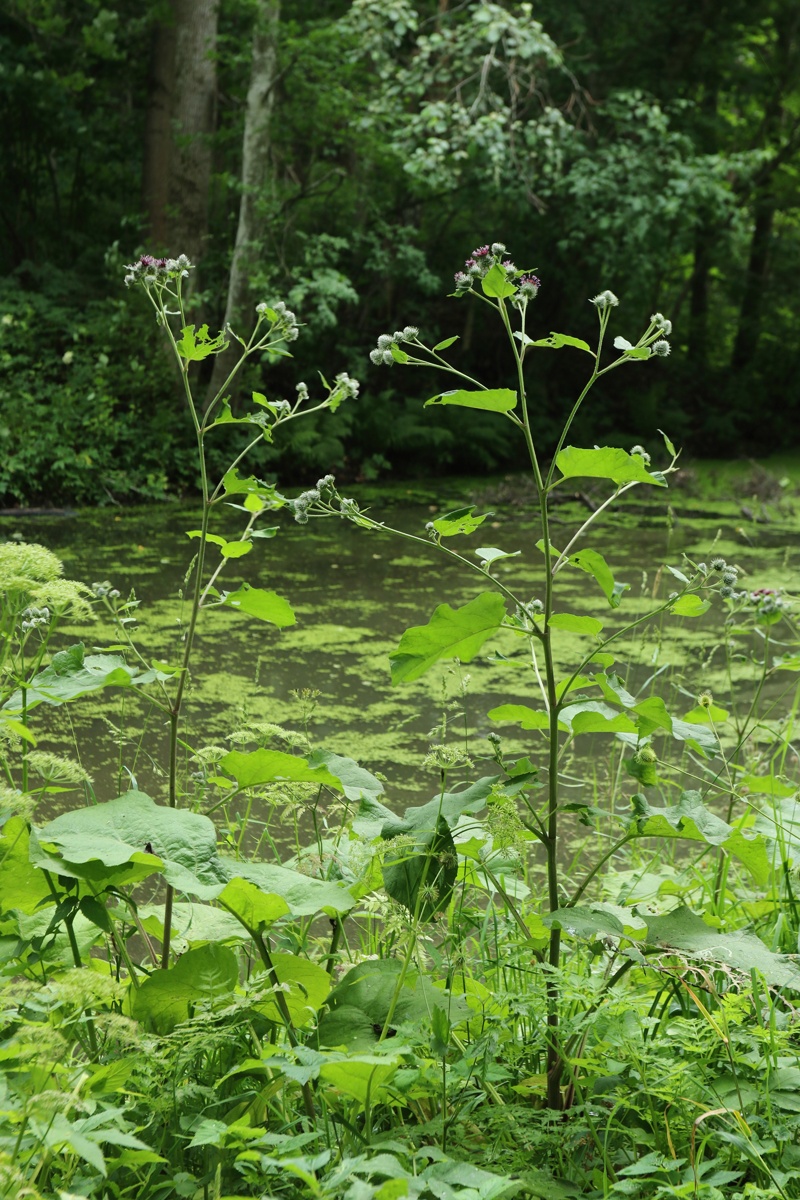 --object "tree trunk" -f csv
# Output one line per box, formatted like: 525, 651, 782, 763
688, 224, 711, 367
166, 0, 220, 269
142, 15, 177, 248
730, 199, 775, 372
208, 0, 281, 402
